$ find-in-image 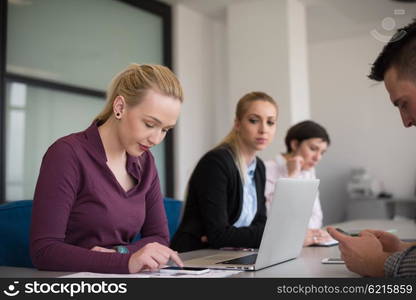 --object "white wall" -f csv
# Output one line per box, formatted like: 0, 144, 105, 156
227, 0, 310, 162
288, 0, 311, 124
211, 19, 230, 143
309, 34, 416, 224
173, 4, 227, 200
